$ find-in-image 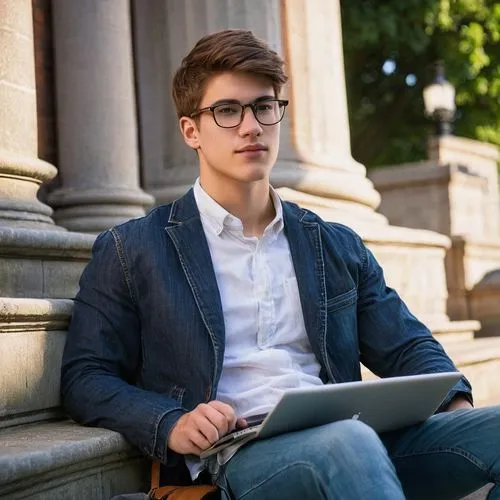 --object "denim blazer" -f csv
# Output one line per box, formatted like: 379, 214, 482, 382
61, 189, 471, 471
